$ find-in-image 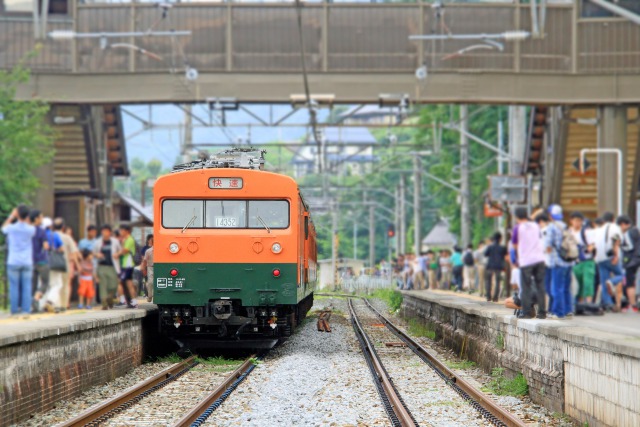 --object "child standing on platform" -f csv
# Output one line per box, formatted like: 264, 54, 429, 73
78, 249, 96, 309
